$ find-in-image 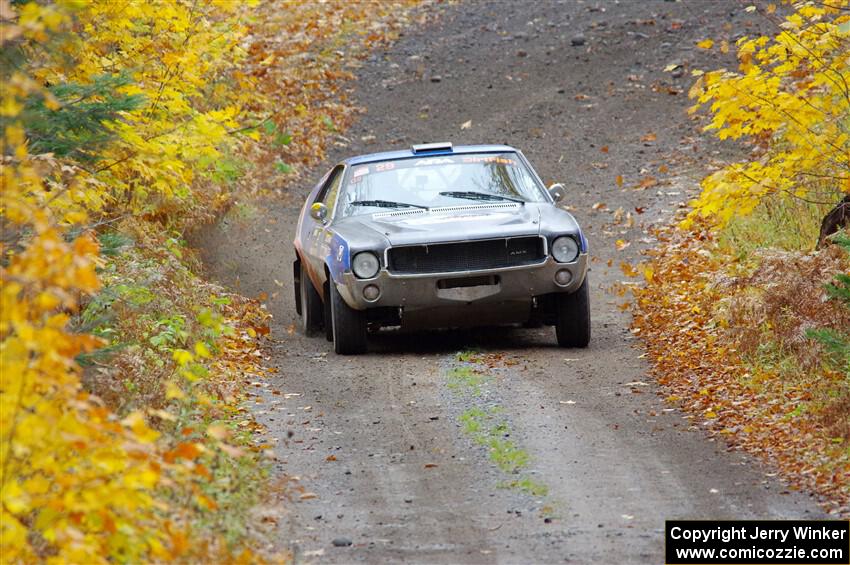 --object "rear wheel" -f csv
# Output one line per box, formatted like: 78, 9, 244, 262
299, 262, 323, 336
330, 280, 367, 355
555, 277, 591, 348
